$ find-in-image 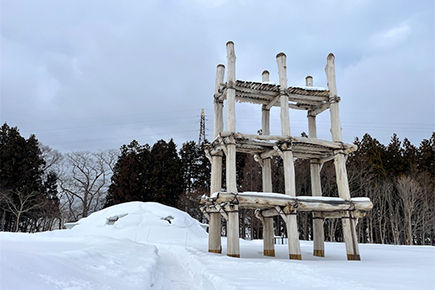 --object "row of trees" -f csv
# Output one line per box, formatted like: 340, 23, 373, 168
104, 140, 210, 220
228, 133, 434, 246
1, 121, 434, 246
0, 123, 210, 231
